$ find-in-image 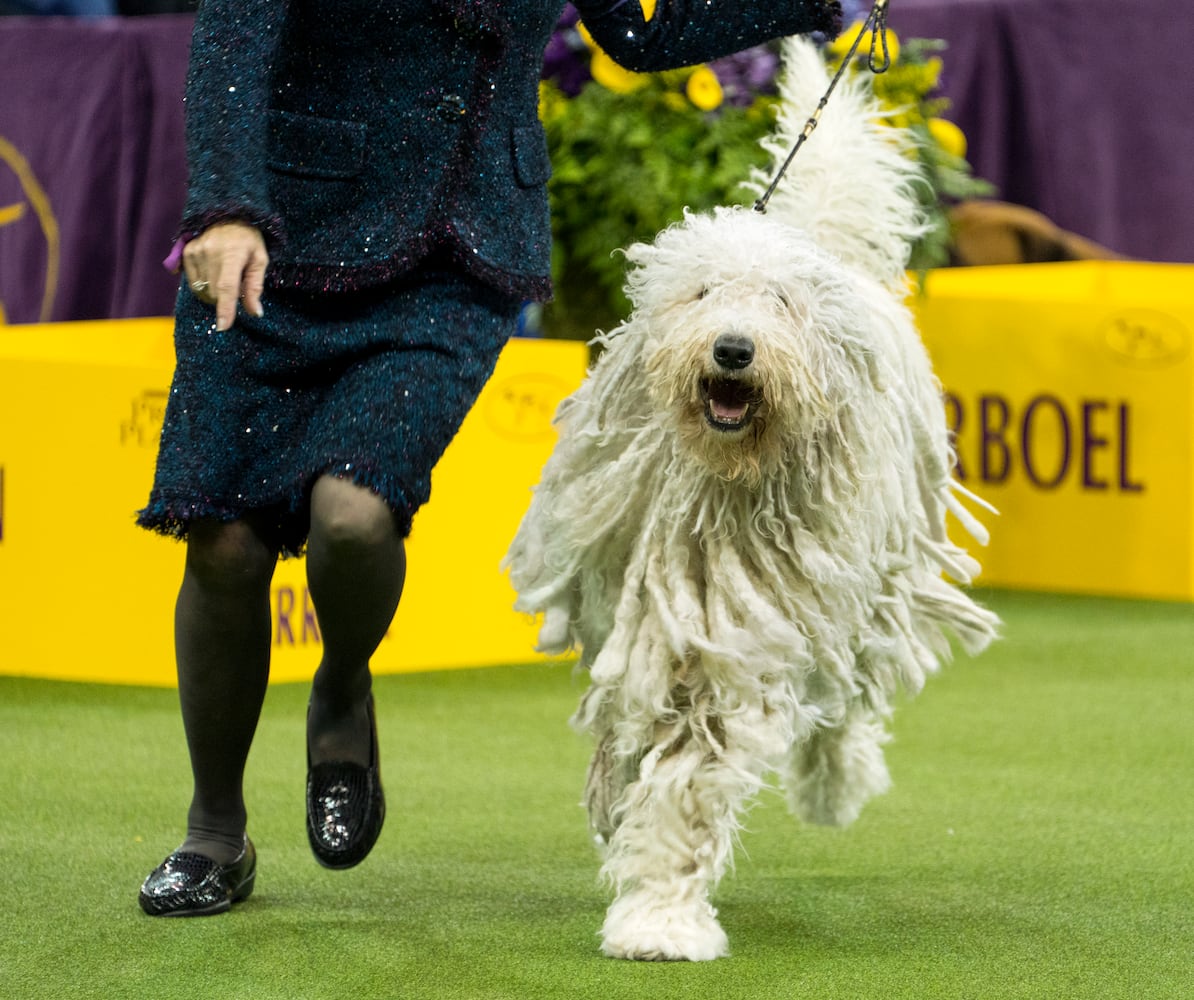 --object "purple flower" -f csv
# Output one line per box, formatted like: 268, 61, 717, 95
840, 0, 871, 22
709, 46, 780, 107
542, 4, 592, 96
